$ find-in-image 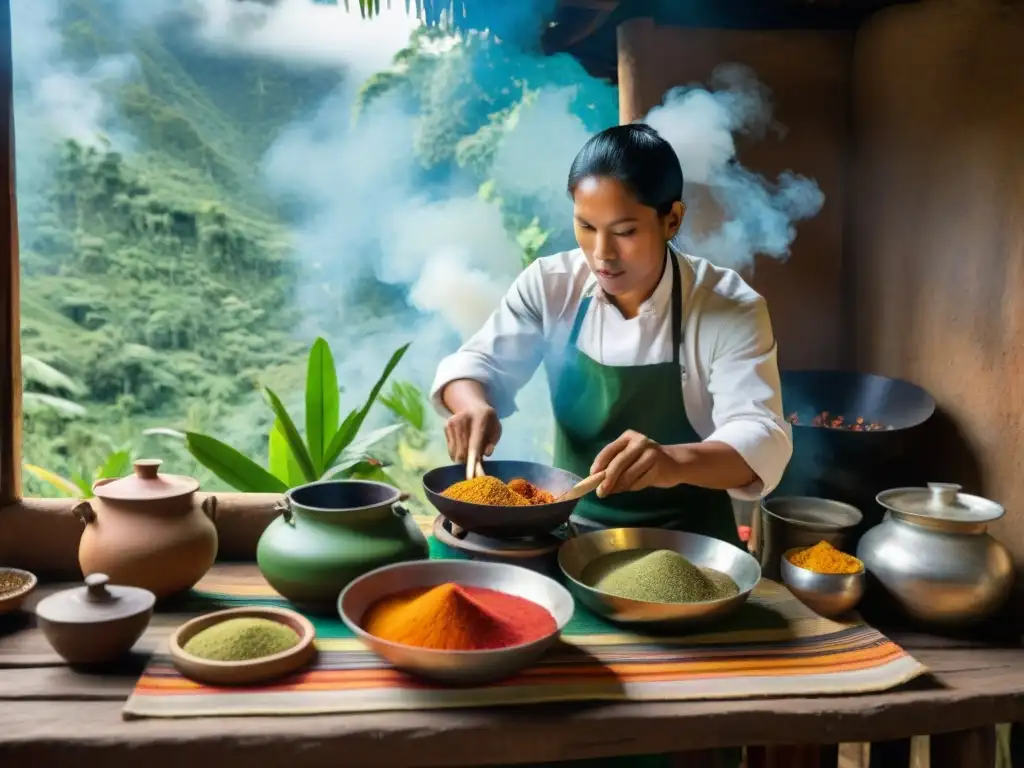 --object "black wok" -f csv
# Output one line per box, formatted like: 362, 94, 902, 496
776, 369, 937, 536
423, 460, 583, 538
